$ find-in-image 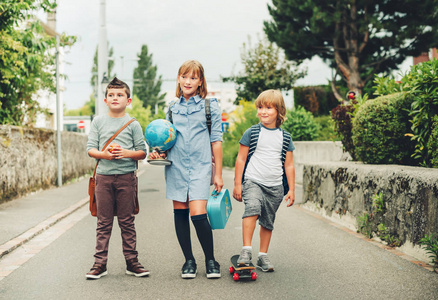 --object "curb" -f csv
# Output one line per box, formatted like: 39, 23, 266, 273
0, 197, 89, 259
